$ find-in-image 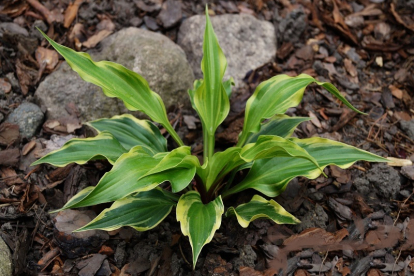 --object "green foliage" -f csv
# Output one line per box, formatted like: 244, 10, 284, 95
33, 8, 388, 269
